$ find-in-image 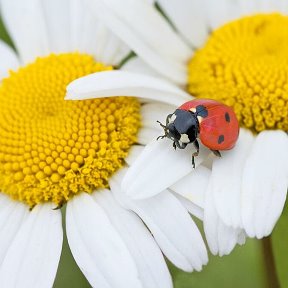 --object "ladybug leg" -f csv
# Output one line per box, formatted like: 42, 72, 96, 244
156, 134, 166, 141
211, 150, 221, 158
191, 140, 200, 169
156, 120, 168, 140
156, 114, 174, 140
173, 141, 177, 150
